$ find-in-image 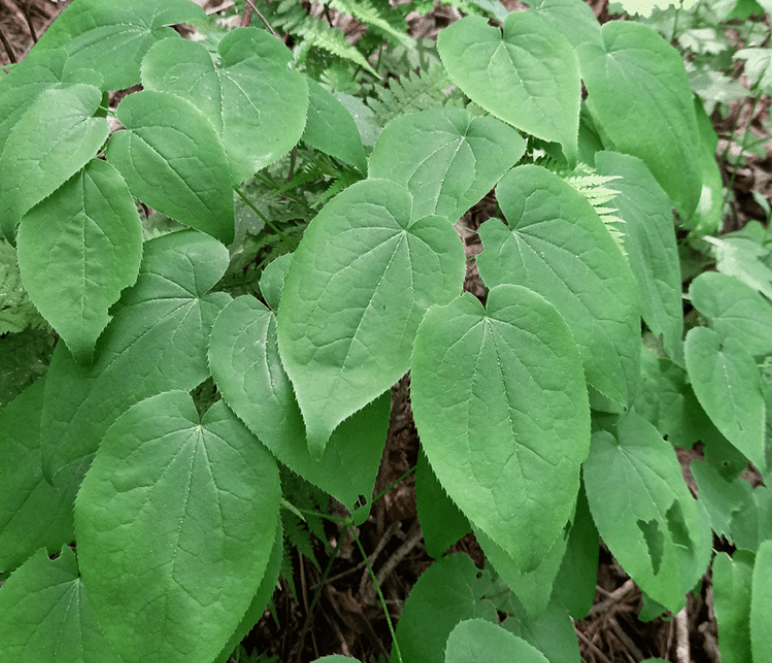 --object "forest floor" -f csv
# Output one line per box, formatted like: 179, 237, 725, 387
1, 1, 771, 662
